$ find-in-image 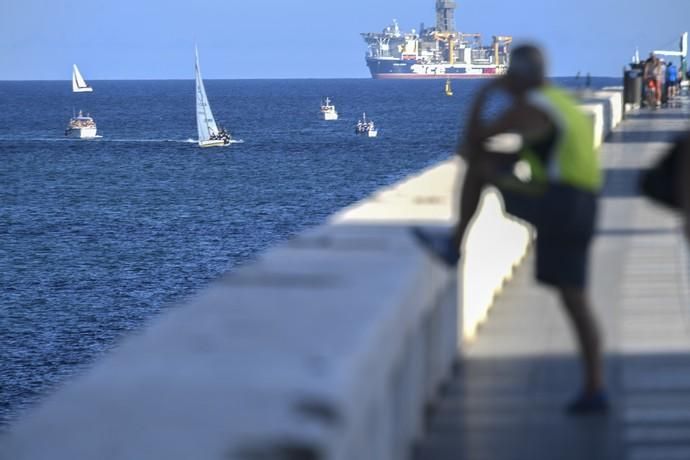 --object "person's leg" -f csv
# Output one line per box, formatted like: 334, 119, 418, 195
557, 286, 603, 394
452, 156, 493, 249
413, 152, 512, 266
536, 186, 606, 413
